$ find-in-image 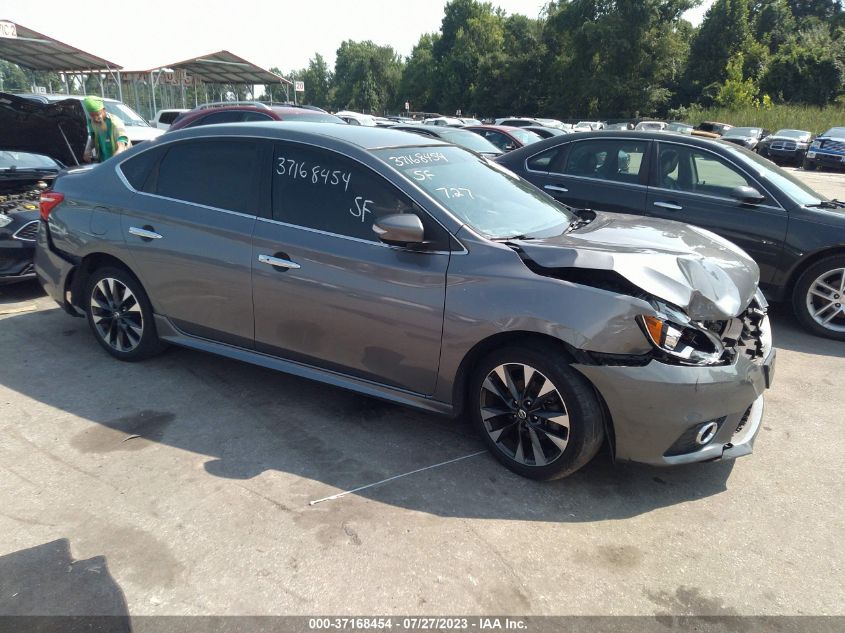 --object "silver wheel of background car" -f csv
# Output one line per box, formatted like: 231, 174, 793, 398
90, 277, 144, 352
805, 267, 845, 333
479, 363, 570, 467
